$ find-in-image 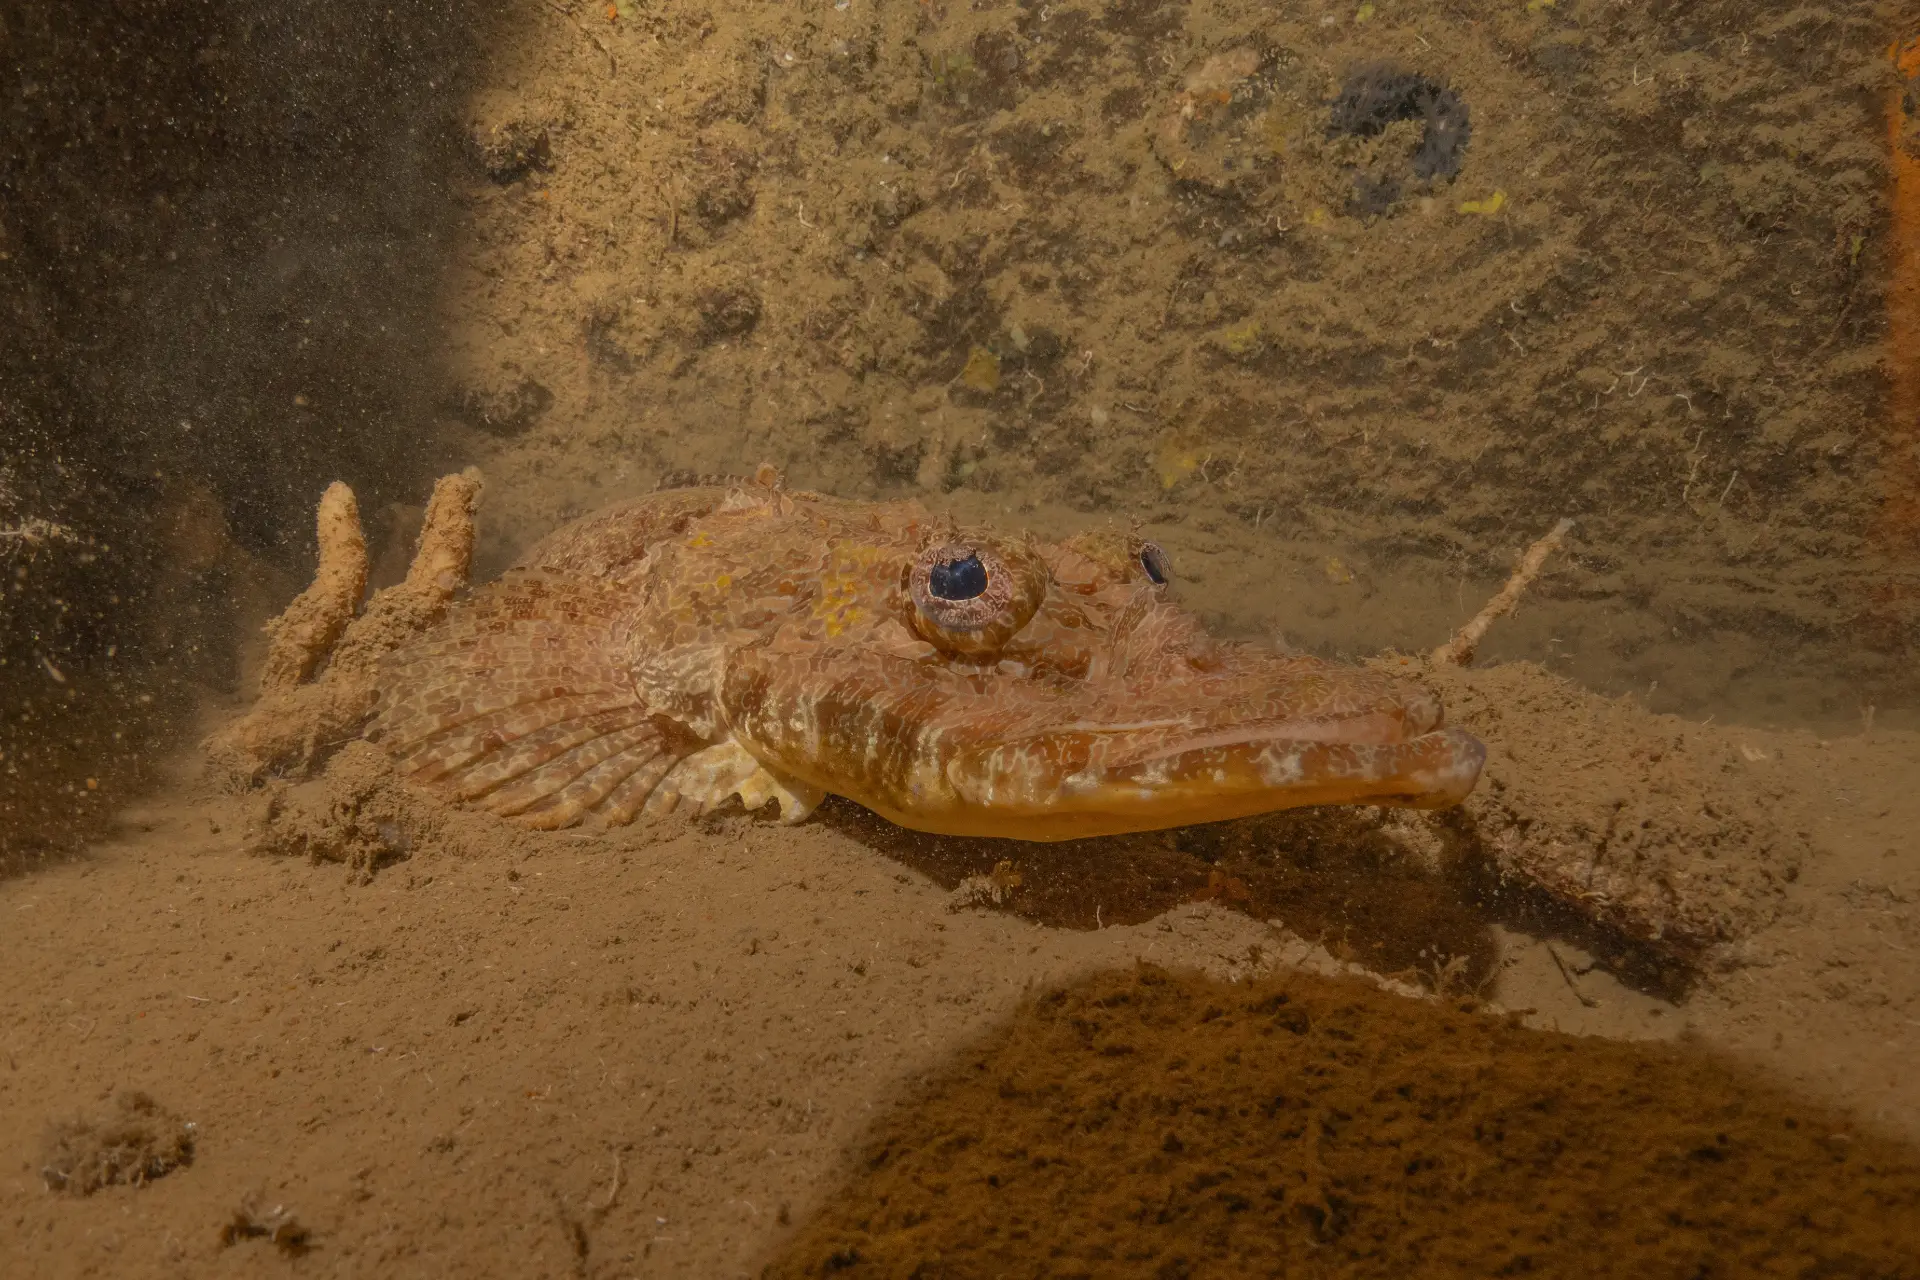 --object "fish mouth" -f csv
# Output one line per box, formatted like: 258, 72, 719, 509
926, 721, 1486, 841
